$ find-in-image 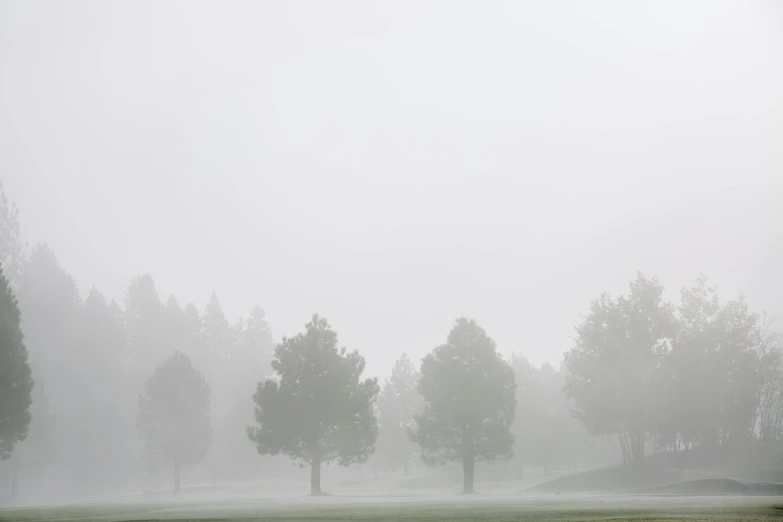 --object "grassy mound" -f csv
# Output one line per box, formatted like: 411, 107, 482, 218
526, 463, 699, 493
528, 443, 783, 494
641, 478, 783, 496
